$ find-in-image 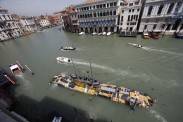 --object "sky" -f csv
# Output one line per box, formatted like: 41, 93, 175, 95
0, 0, 83, 16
